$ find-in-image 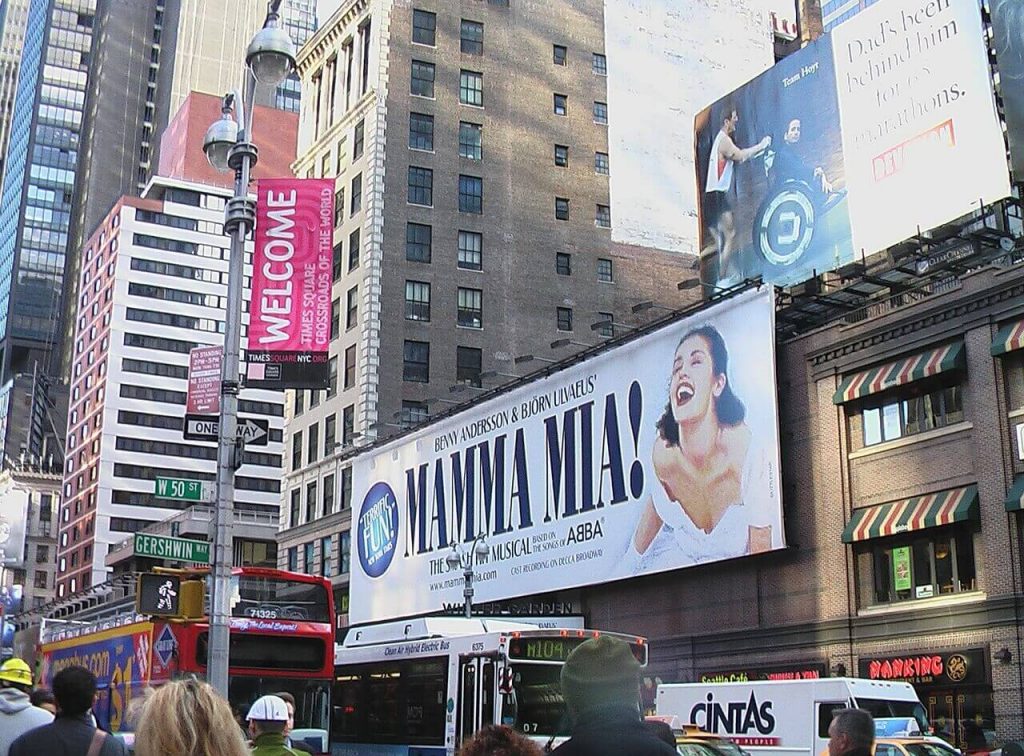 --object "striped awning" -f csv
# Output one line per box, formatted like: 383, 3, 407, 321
841, 485, 979, 543
832, 342, 965, 405
991, 320, 1024, 357
1005, 476, 1024, 512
